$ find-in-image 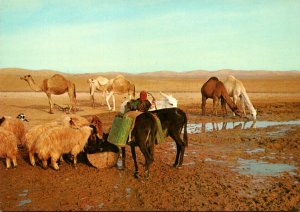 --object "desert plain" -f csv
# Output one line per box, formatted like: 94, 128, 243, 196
0, 68, 300, 211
